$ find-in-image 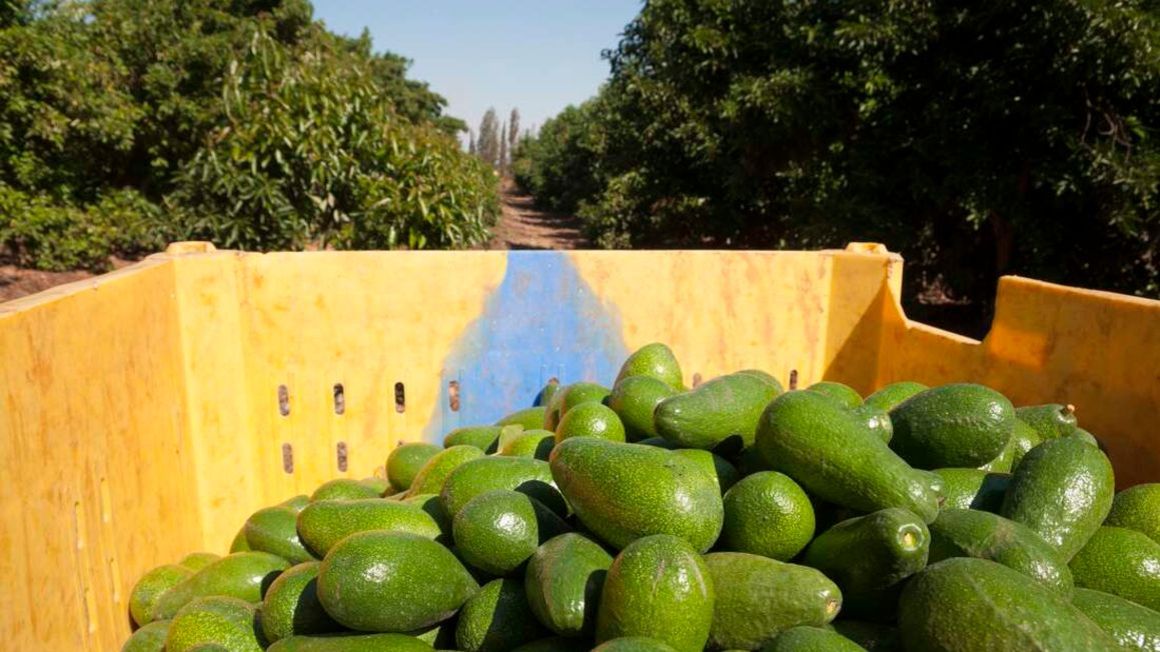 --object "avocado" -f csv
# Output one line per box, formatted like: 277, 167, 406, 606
260, 562, 339, 643
151, 552, 289, 620
763, 626, 867, 651
1067, 427, 1101, 447
720, 471, 815, 561
703, 552, 841, 650
500, 429, 556, 460
1070, 526, 1160, 612
497, 406, 549, 430
510, 637, 591, 652
317, 530, 477, 632
405, 445, 485, 497
387, 443, 443, 492
655, 372, 782, 450
121, 619, 170, 652
443, 426, 505, 452
556, 402, 626, 444
592, 638, 679, 652
439, 455, 566, 518
550, 438, 724, 552
524, 532, 613, 637
544, 382, 612, 431
888, 384, 1015, 469
978, 418, 1041, 473
637, 436, 679, 449
1071, 588, 1160, 651
180, 552, 222, 571
899, 558, 1117, 651
801, 508, 929, 621
828, 621, 901, 651
296, 499, 442, 556
360, 477, 390, 496
310, 479, 381, 502
455, 578, 547, 652
756, 391, 939, 523
537, 380, 562, 408
673, 448, 740, 493
1000, 437, 1115, 560
452, 489, 570, 576
932, 468, 1009, 513
266, 634, 436, 651
1015, 403, 1078, 440
608, 375, 677, 441
244, 506, 315, 564
806, 381, 862, 408
595, 535, 715, 652
850, 404, 893, 443
164, 596, 263, 652
130, 563, 193, 625
400, 493, 452, 541
229, 527, 251, 553
927, 508, 1072, 593
863, 381, 928, 412
1106, 483, 1160, 544
734, 445, 773, 476
615, 342, 684, 390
